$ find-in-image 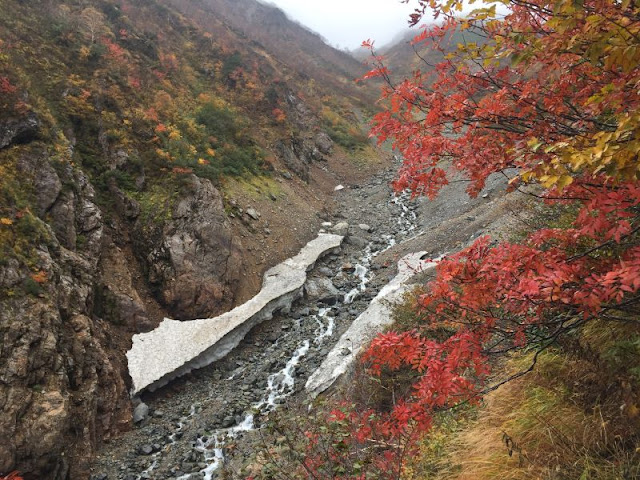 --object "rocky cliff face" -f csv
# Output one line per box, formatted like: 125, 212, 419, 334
0, 141, 130, 478
135, 174, 245, 320
0, 117, 247, 478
